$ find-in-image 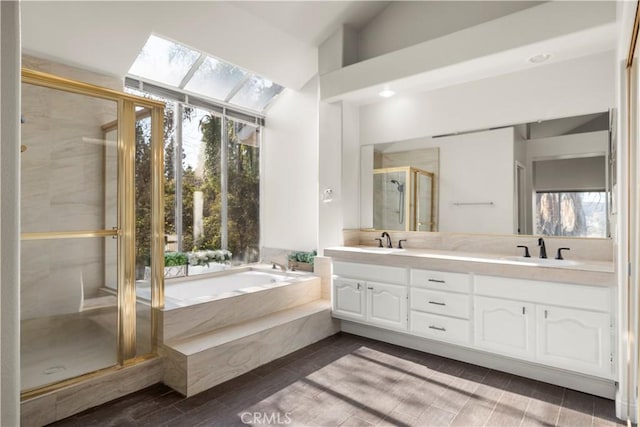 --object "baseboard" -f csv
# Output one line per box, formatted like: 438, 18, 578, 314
341, 320, 617, 400
617, 397, 637, 424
